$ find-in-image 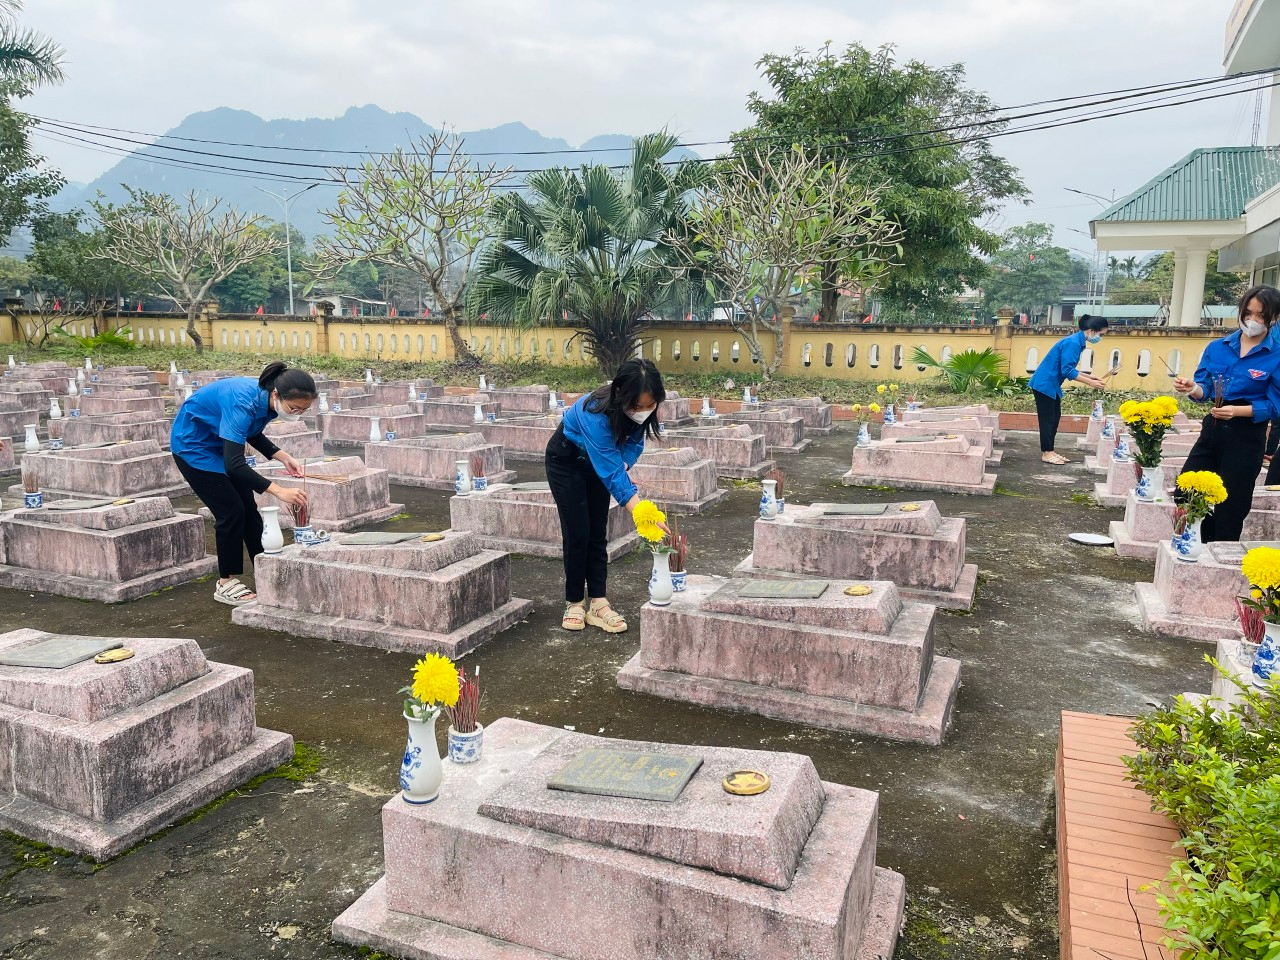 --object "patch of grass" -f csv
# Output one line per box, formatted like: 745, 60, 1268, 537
0, 833, 94, 883
941, 606, 974, 617
905, 907, 953, 959
1068, 490, 1099, 506
386, 512, 411, 522
993, 484, 1028, 498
